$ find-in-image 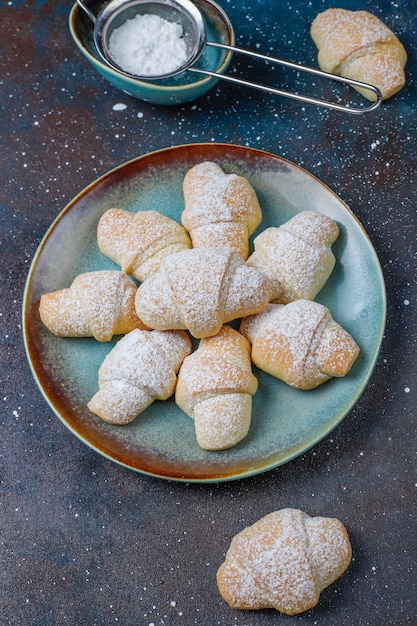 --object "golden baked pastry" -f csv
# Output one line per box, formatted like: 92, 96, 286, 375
97, 208, 191, 282
88, 329, 192, 424
240, 301, 359, 389
217, 508, 352, 615
246, 211, 339, 303
39, 270, 147, 342
182, 161, 262, 259
135, 247, 271, 339
311, 8, 407, 101
175, 325, 258, 450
